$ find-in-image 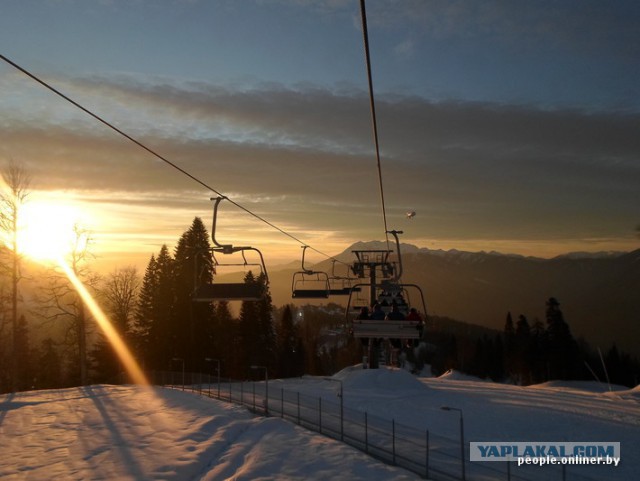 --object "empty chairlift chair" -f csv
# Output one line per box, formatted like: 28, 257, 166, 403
291, 246, 330, 299
191, 196, 269, 302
